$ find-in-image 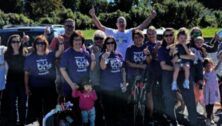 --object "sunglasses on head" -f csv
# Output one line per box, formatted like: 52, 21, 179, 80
11, 40, 20, 44
94, 36, 104, 40
164, 34, 173, 37
192, 32, 202, 37
36, 41, 46, 46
